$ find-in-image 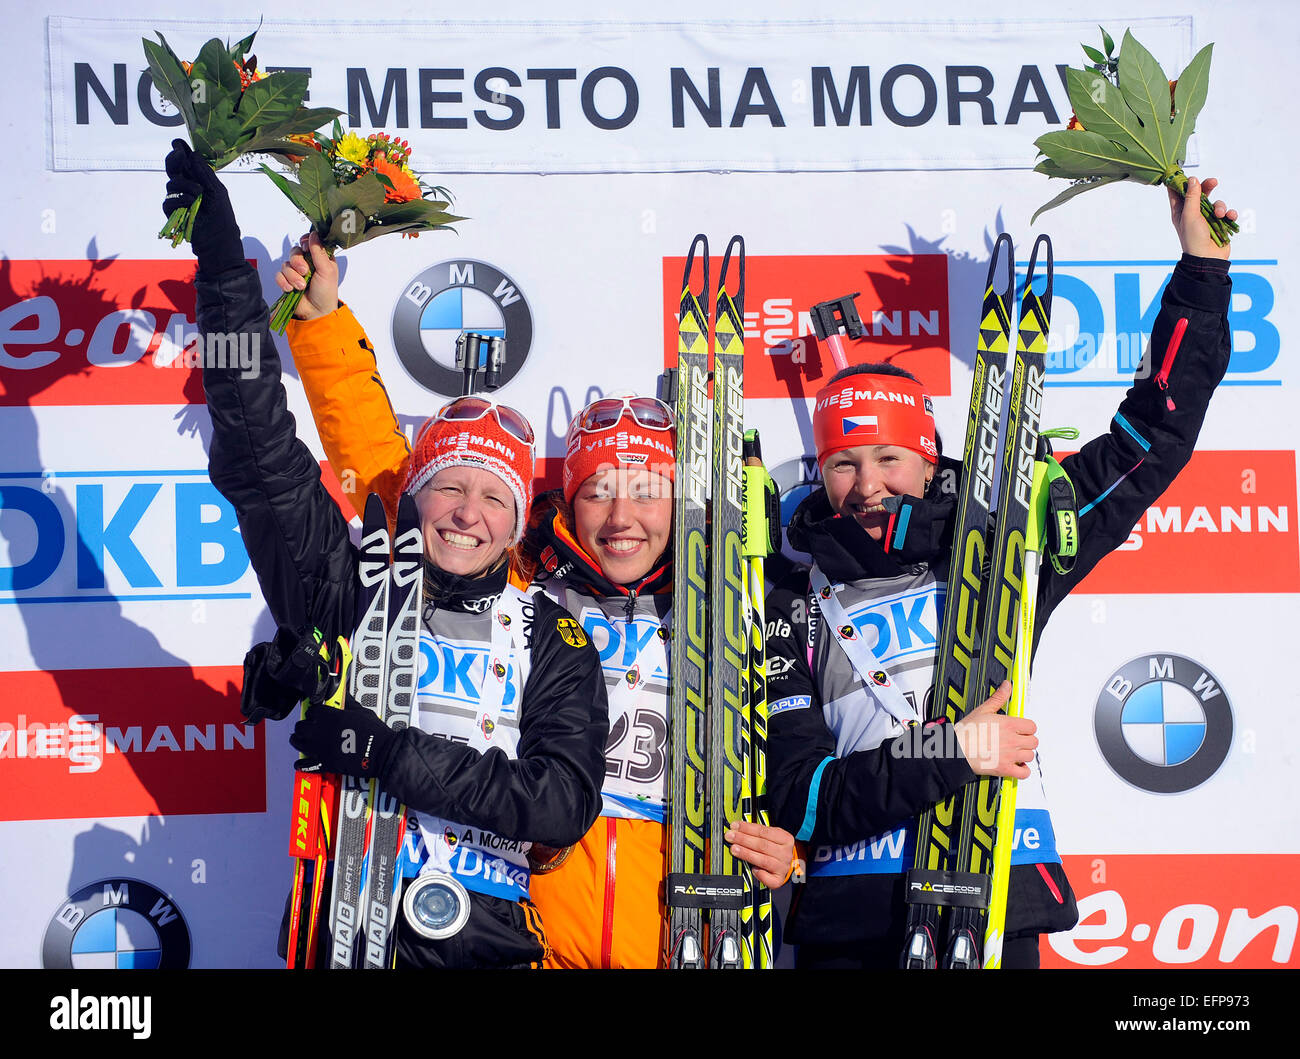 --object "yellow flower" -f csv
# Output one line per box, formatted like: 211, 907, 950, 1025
336, 132, 370, 166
